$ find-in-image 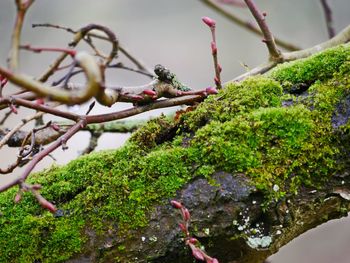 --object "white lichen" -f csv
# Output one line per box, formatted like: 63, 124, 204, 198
247, 236, 272, 249
273, 184, 280, 192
